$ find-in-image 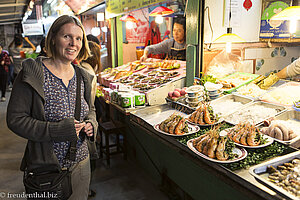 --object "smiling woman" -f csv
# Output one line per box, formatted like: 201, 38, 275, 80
6, 15, 97, 200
